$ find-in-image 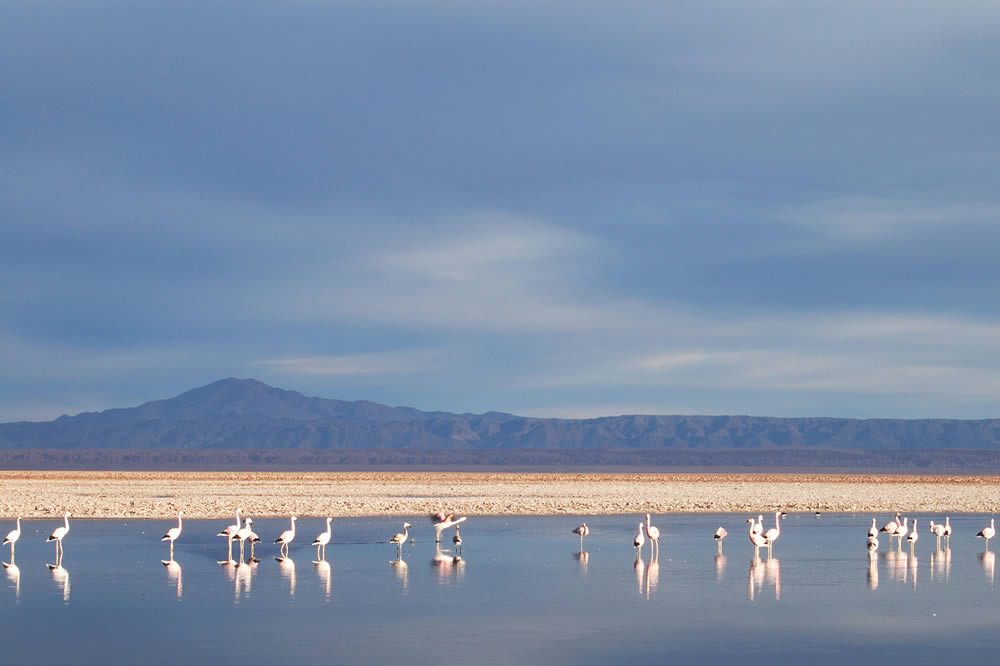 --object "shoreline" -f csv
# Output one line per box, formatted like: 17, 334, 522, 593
2, 470, 999, 519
